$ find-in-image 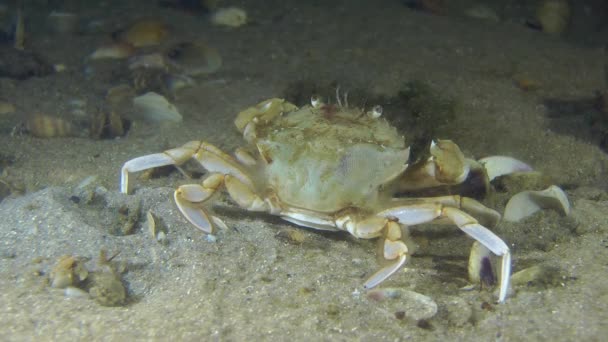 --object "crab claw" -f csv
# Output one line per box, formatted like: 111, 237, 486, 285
234, 98, 298, 133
